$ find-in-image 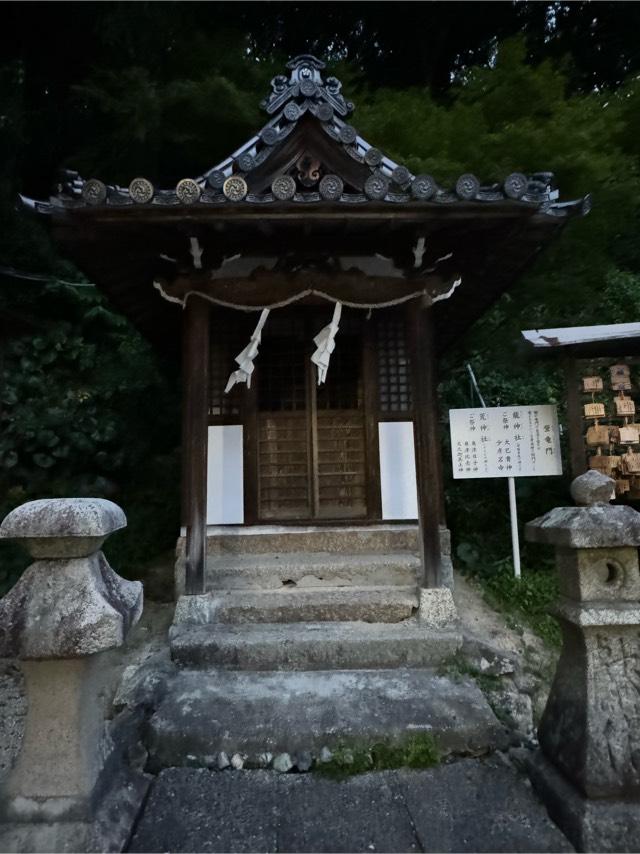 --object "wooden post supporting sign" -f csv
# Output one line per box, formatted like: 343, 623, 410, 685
562, 352, 587, 479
